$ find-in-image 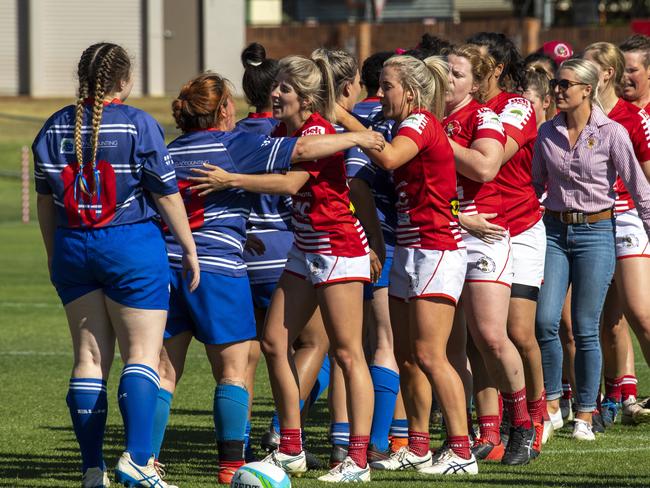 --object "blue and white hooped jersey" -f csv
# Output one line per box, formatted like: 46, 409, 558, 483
352, 97, 383, 120
345, 99, 397, 254
234, 114, 294, 284
165, 129, 296, 277
234, 114, 292, 233
32, 100, 178, 228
